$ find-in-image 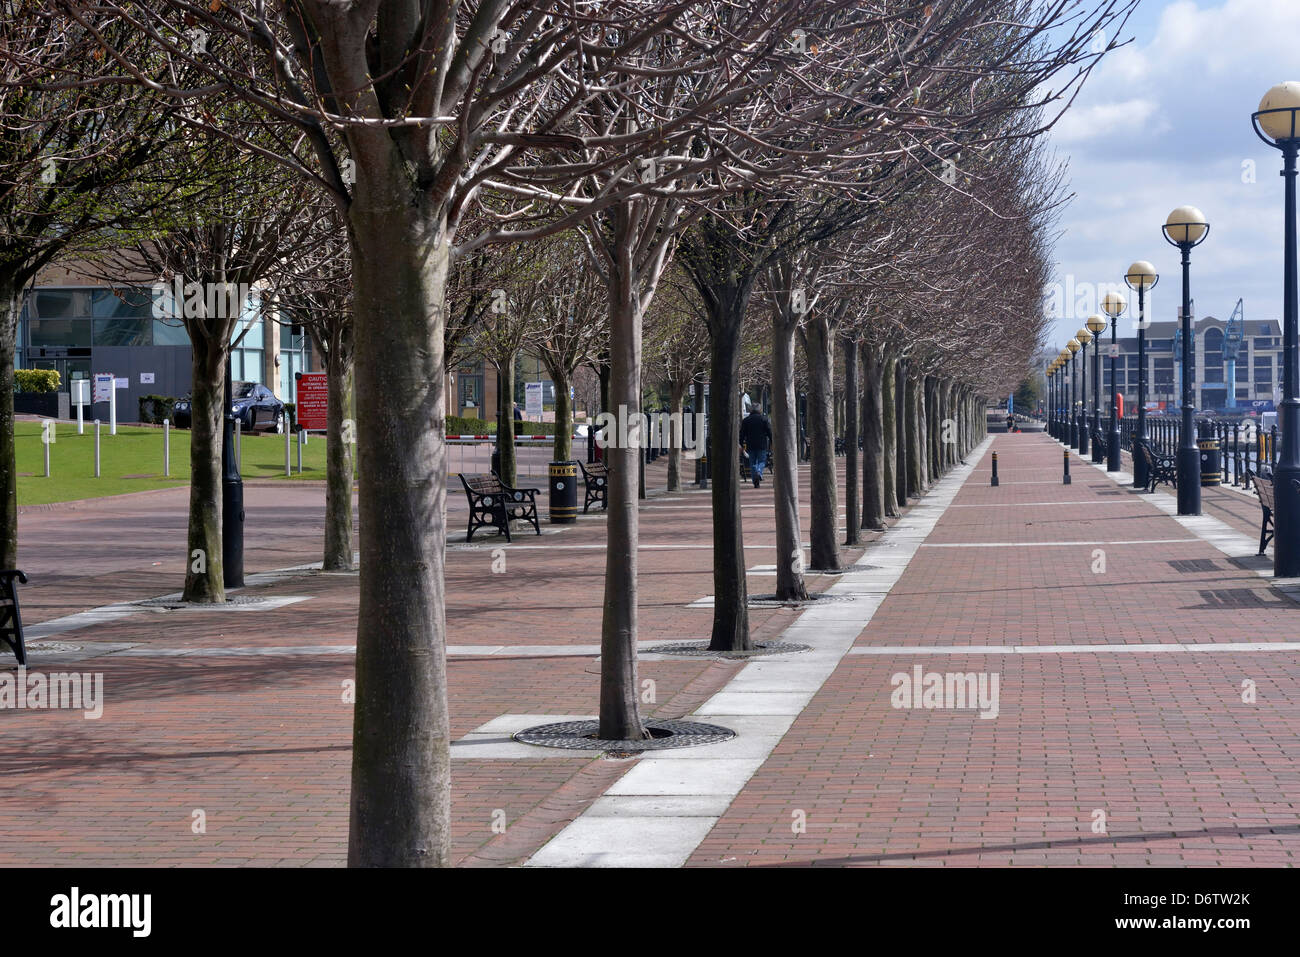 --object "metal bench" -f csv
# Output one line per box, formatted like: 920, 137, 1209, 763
1137, 442, 1176, 493
578, 461, 609, 513
1250, 469, 1275, 555
457, 473, 540, 542
0, 570, 29, 665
